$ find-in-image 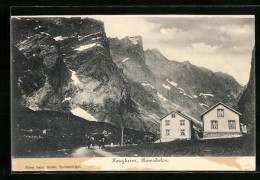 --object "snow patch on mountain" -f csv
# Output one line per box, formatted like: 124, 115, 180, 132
54, 36, 67, 41
27, 36, 33, 39
166, 79, 177, 87
40, 32, 51, 36
79, 32, 102, 41
62, 97, 71, 103
70, 69, 80, 85
199, 93, 214, 97
141, 82, 155, 89
183, 93, 193, 99
122, 58, 130, 63
91, 37, 101, 41
34, 25, 41, 30
179, 88, 185, 92
71, 107, 97, 122
199, 103, 210, 108
162, 84, 171, 90
28, 105, 39, 111
157, 93, 168, 102
75, 43, 102, 51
